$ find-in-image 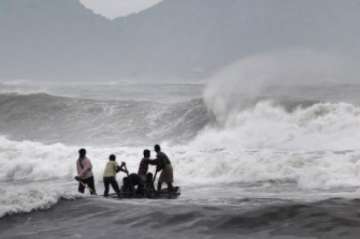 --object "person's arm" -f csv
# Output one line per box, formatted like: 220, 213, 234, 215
146, 158, 159, 166
147, 158, 163, 172
117, 162, 129, 175
76, 160, 81, 176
